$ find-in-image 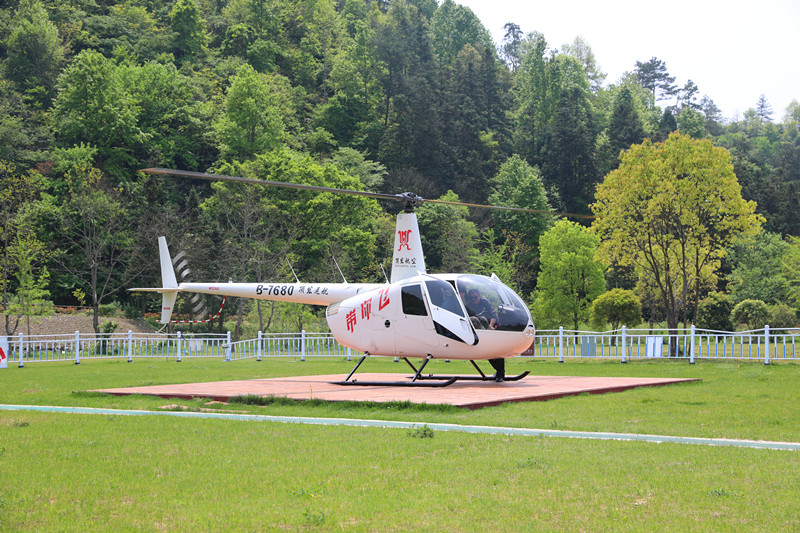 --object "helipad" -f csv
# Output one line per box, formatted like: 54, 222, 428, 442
96, 373, 700, 409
